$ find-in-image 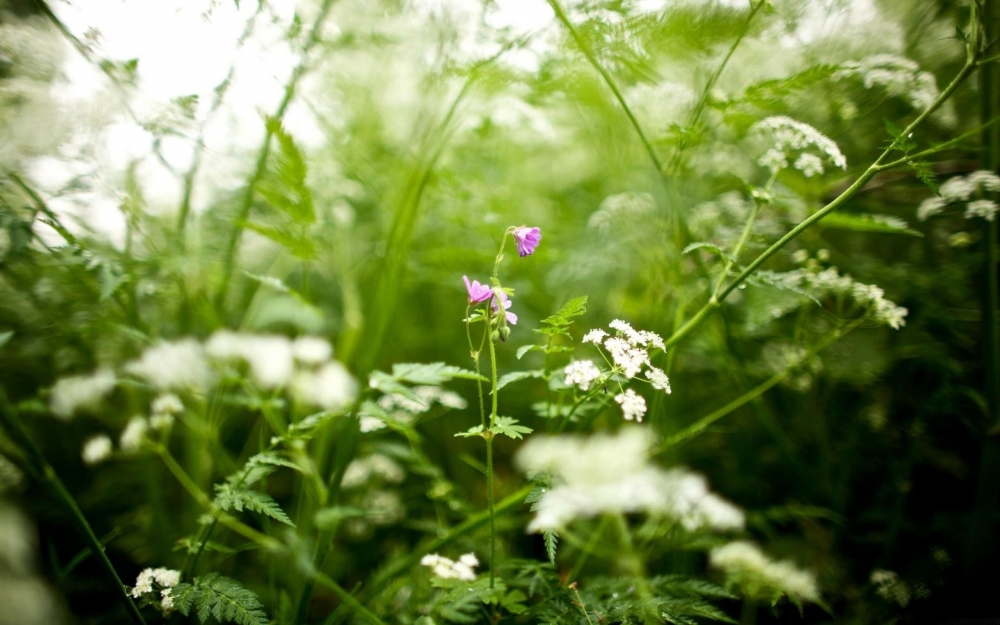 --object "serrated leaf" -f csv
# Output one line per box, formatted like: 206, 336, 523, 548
909, 160, 940, 193
540, 296, 587, 329
516, 344, 540, 360
738, 64, 840, 109
543, 530, 558, 565
493, 370, 544, 393
491, 416, 532, 440
389, 362, 486, 384
172, 573, 268, 625
242, 221, 316, 259
454, 425, 484, 438
258, 118, 314, 224
821, 212, 922, 237
215, 486, 294, 526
